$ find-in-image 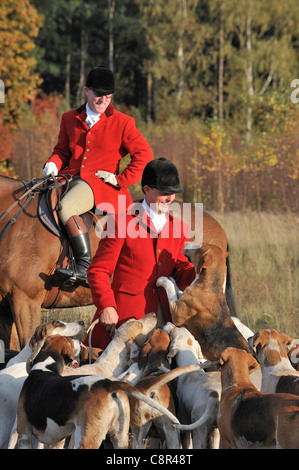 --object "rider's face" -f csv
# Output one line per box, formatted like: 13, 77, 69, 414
83, 87, 112, 114
143, 186, 176, 214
